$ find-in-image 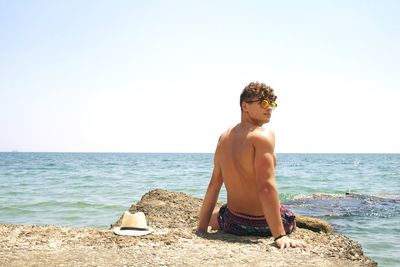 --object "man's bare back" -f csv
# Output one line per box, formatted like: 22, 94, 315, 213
217, 124, 276, 216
